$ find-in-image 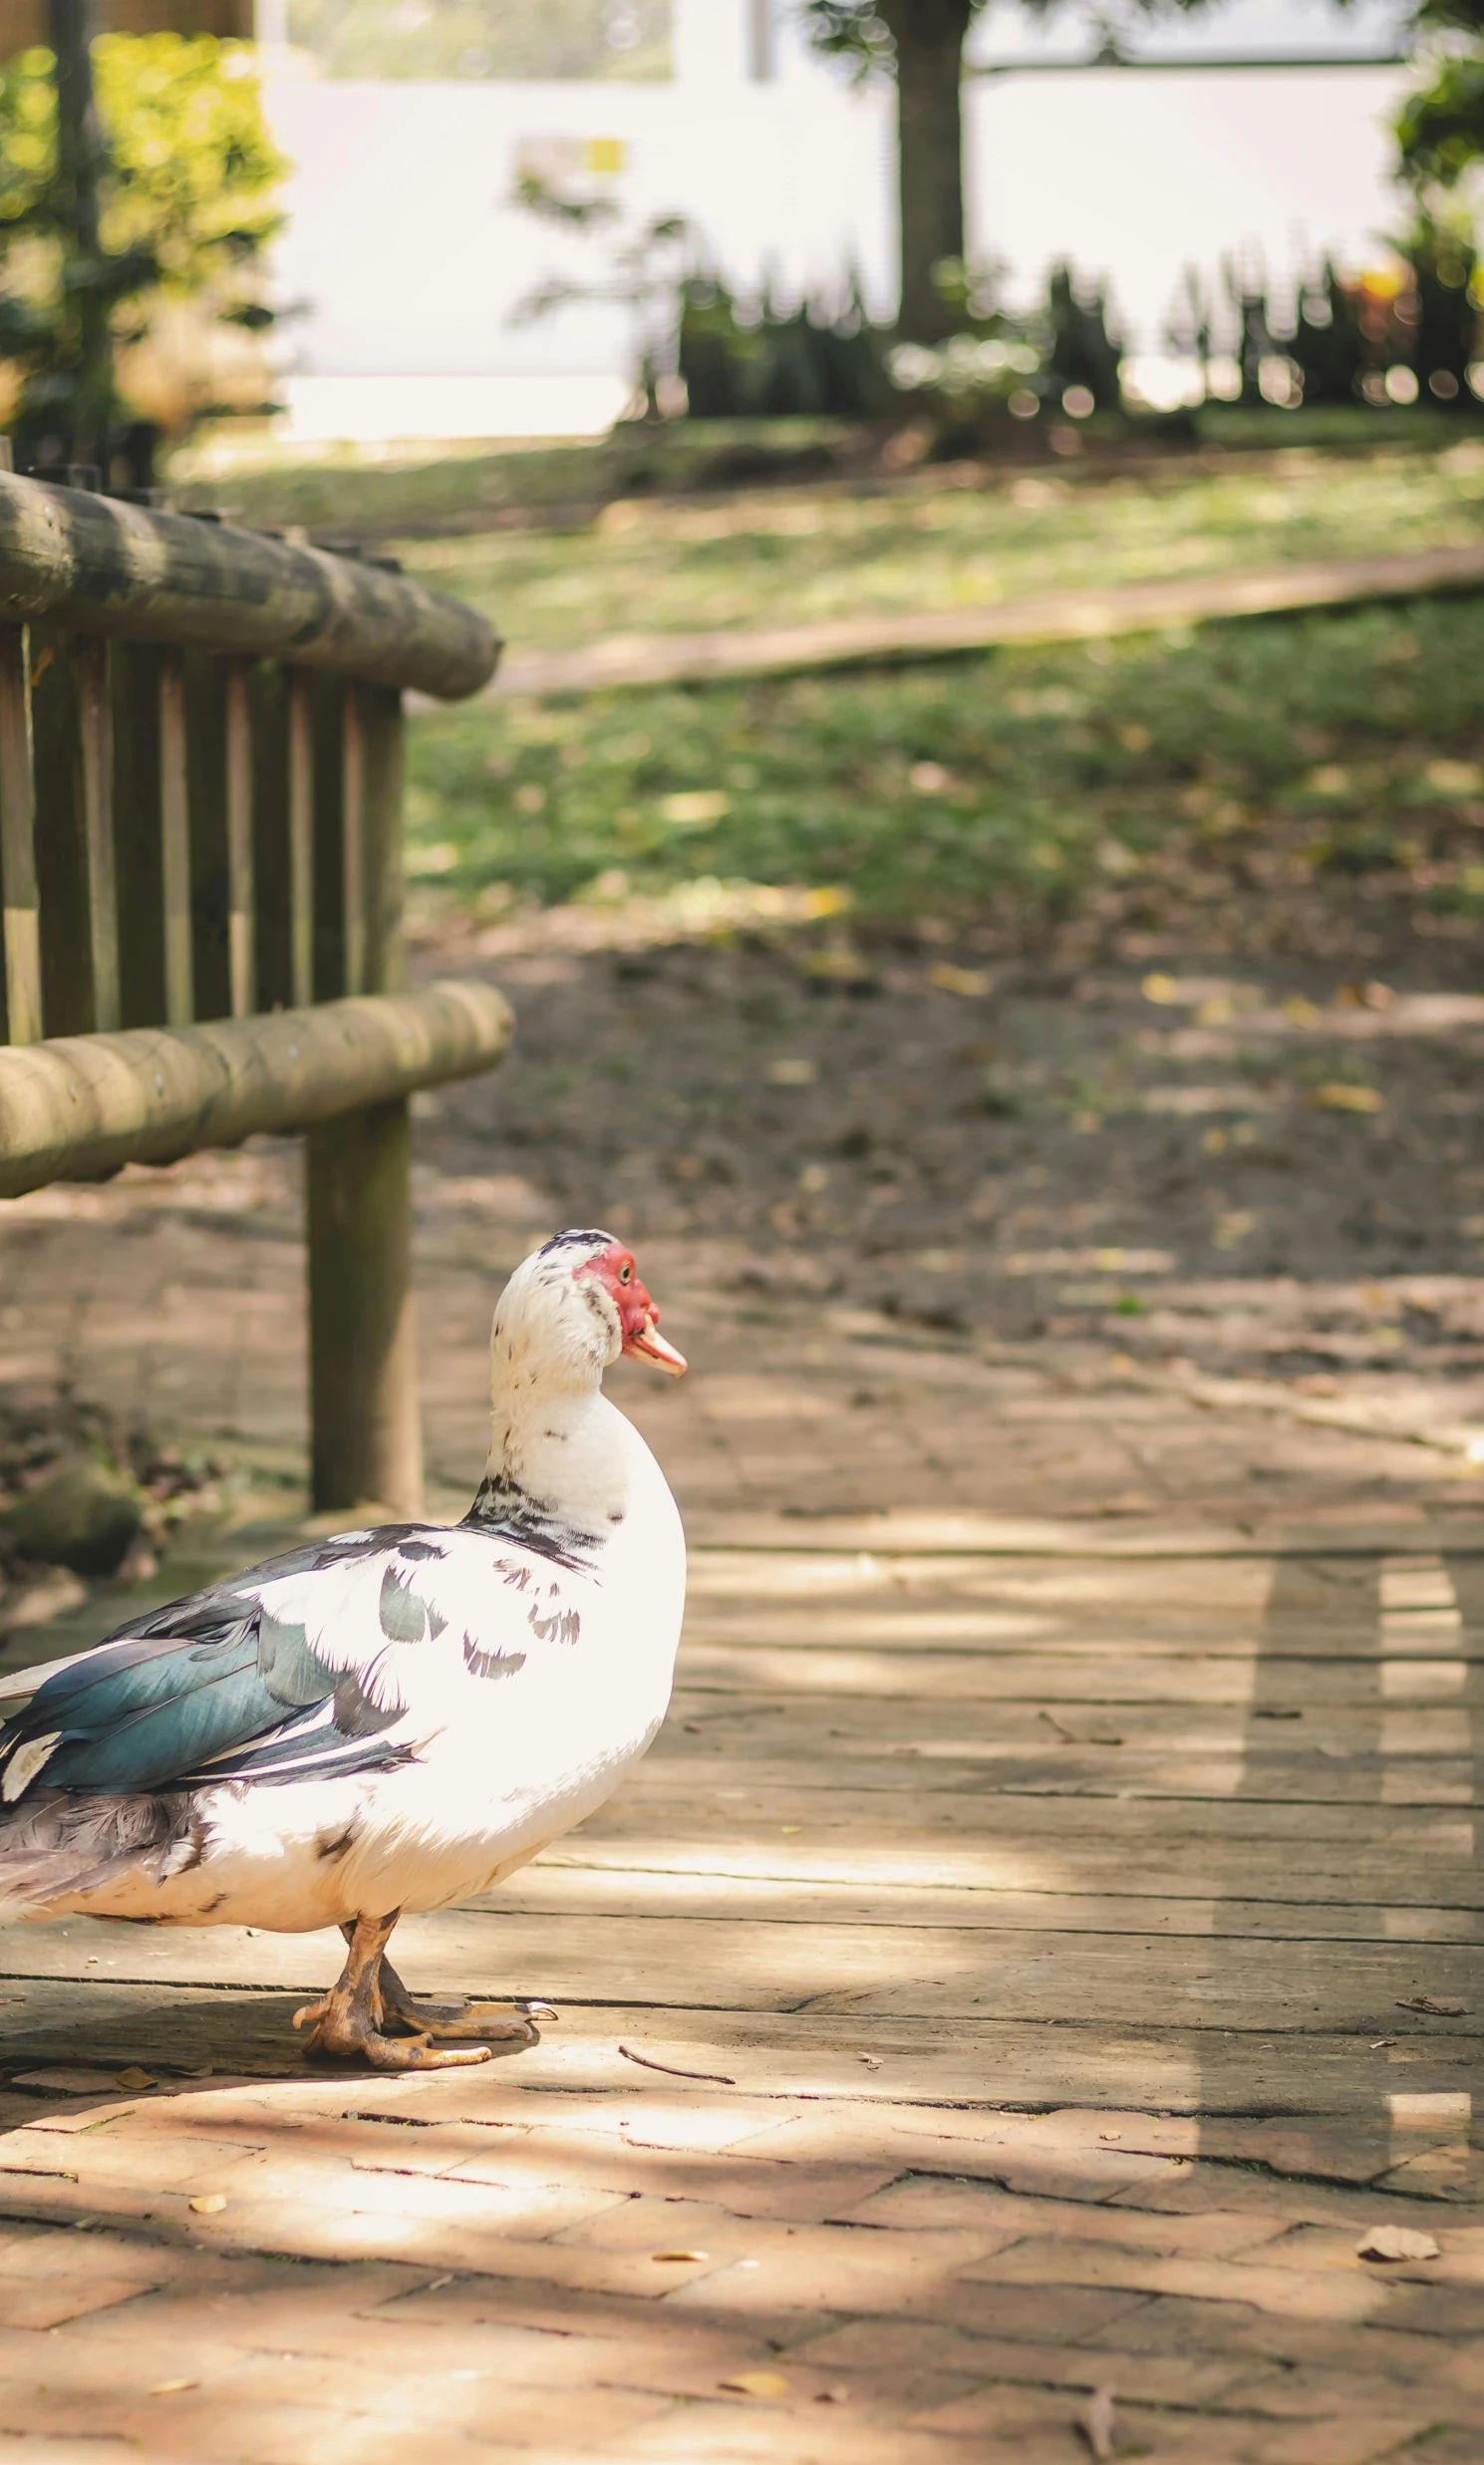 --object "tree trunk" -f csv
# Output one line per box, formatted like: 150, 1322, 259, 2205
47, 0, 112, 473
881, 0, 974, 344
